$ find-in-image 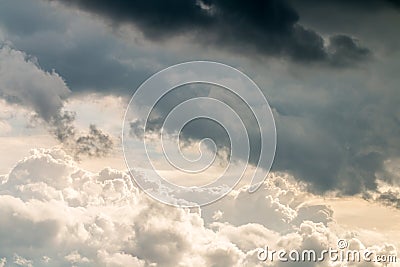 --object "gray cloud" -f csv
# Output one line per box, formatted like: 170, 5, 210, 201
327, 35, 370, 67
0, 0, 157, 93
50, 111, 114, 159
52, 0, 370, 66
0, 42, 114, 158
364, 175, 400, 209
265, 47, 400, 194
376, 191, 400, 209
291, 0, 400, 10
0, 43, 69, 122
50, 111, 76, 143
127, 63, 400, 195
75, 124, 114, 158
